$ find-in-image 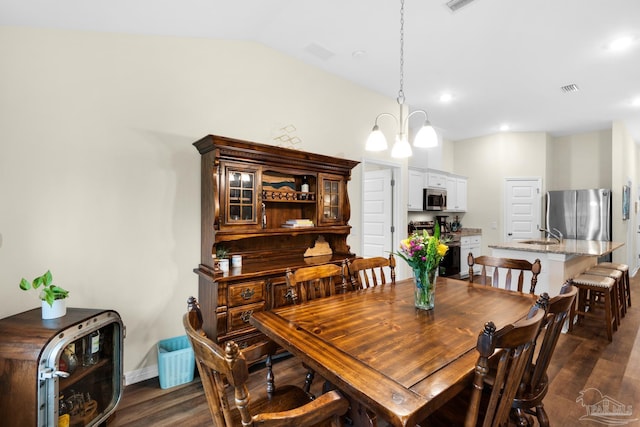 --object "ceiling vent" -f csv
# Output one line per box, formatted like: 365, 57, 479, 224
560, 84, 580, 93
446, 0, 476, 12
